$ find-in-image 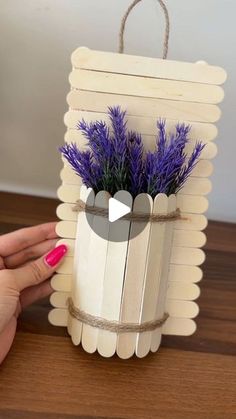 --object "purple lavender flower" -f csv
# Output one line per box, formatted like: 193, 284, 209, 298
175, 141, 205, 192
59, 107, 205, 198
156, 119, 167, 157
108, 106, 127, 155
144, 120, 198, 196
127, 131, 144, 196
108, 106, 129, 190
60, 143, 102, 192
